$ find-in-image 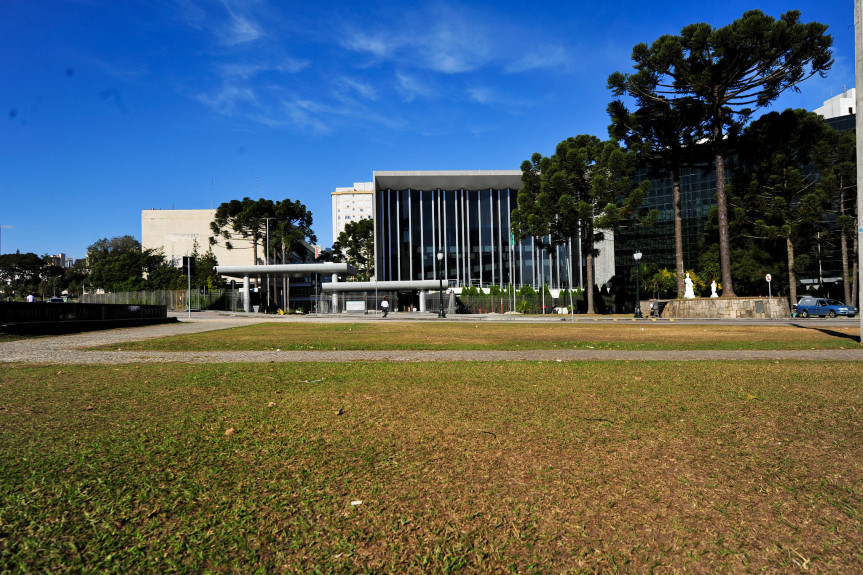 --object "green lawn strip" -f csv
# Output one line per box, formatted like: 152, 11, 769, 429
90, 322, 863, 351
1, 361, 861, 572
0, 333, 27, 342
